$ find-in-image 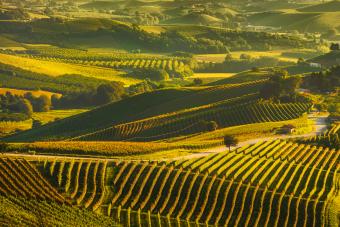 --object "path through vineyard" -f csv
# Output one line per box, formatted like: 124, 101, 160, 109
175, 113, 329, 160
2, 114, 329, 161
